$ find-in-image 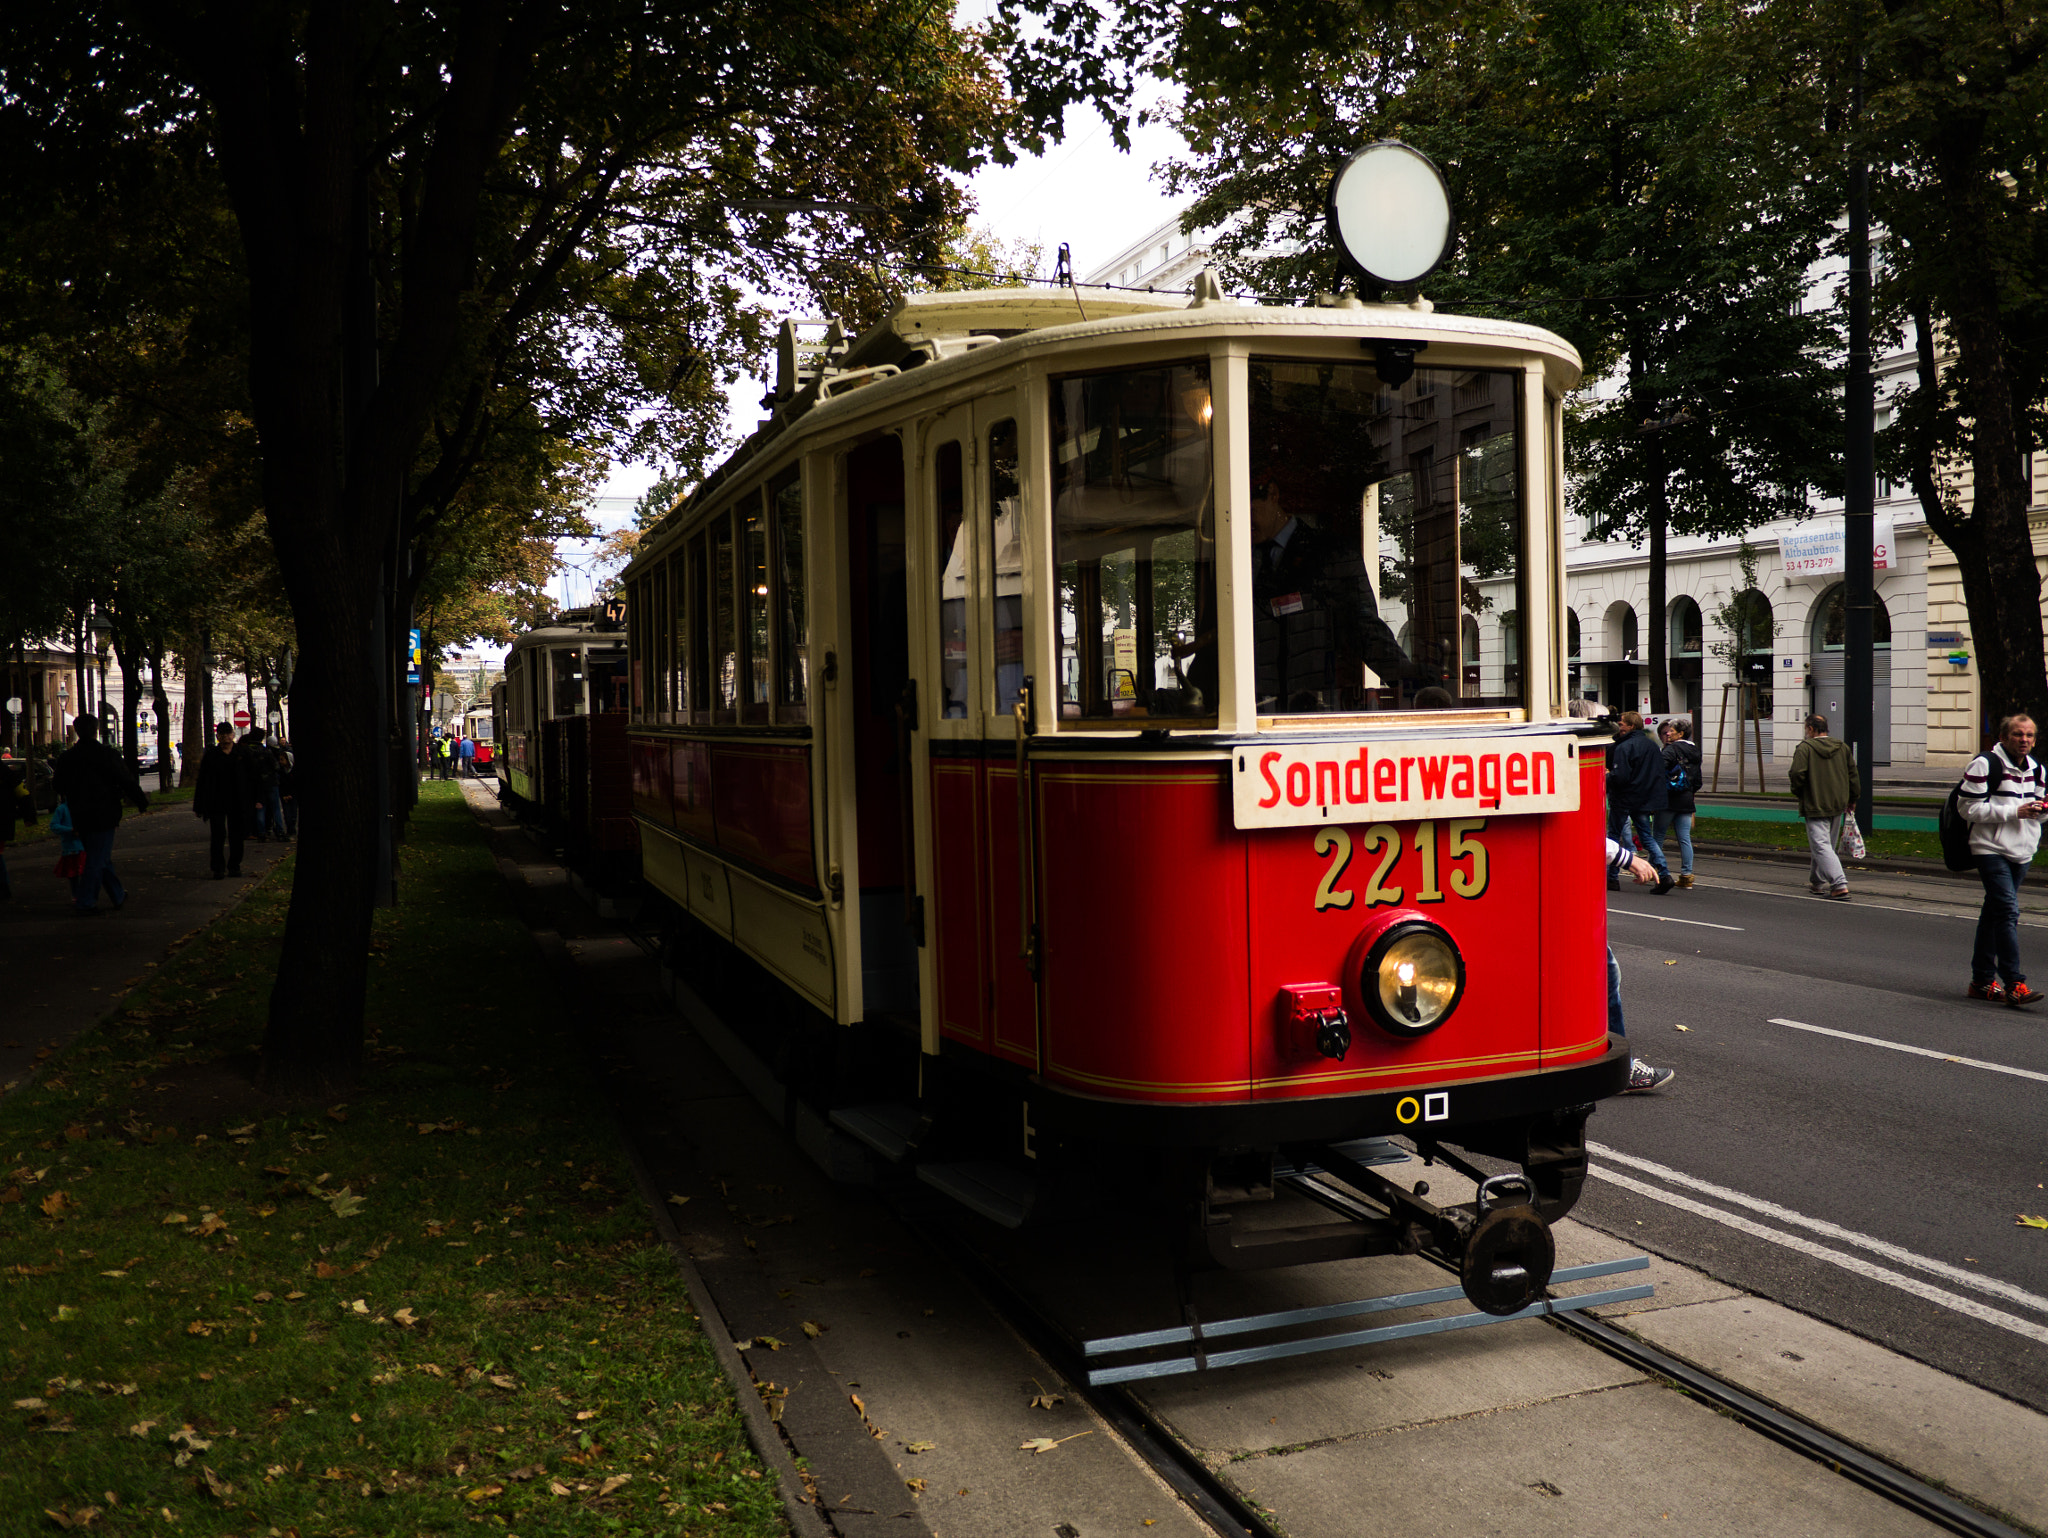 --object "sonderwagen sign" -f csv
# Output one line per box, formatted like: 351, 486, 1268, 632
1232, 738, 1582, 829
